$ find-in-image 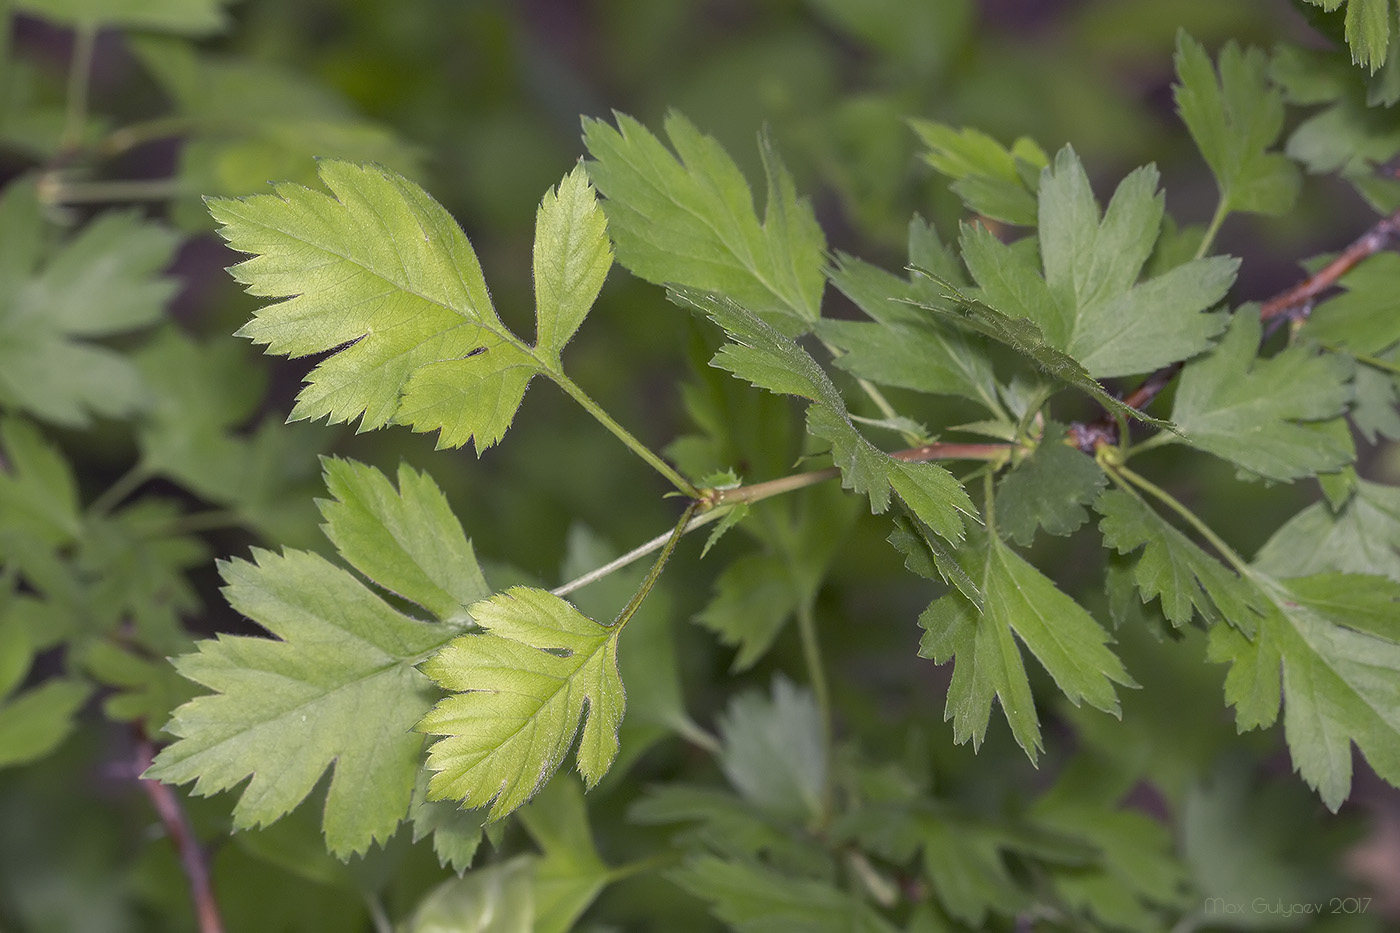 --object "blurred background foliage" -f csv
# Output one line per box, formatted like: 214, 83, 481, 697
1, 0, 1398, 930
